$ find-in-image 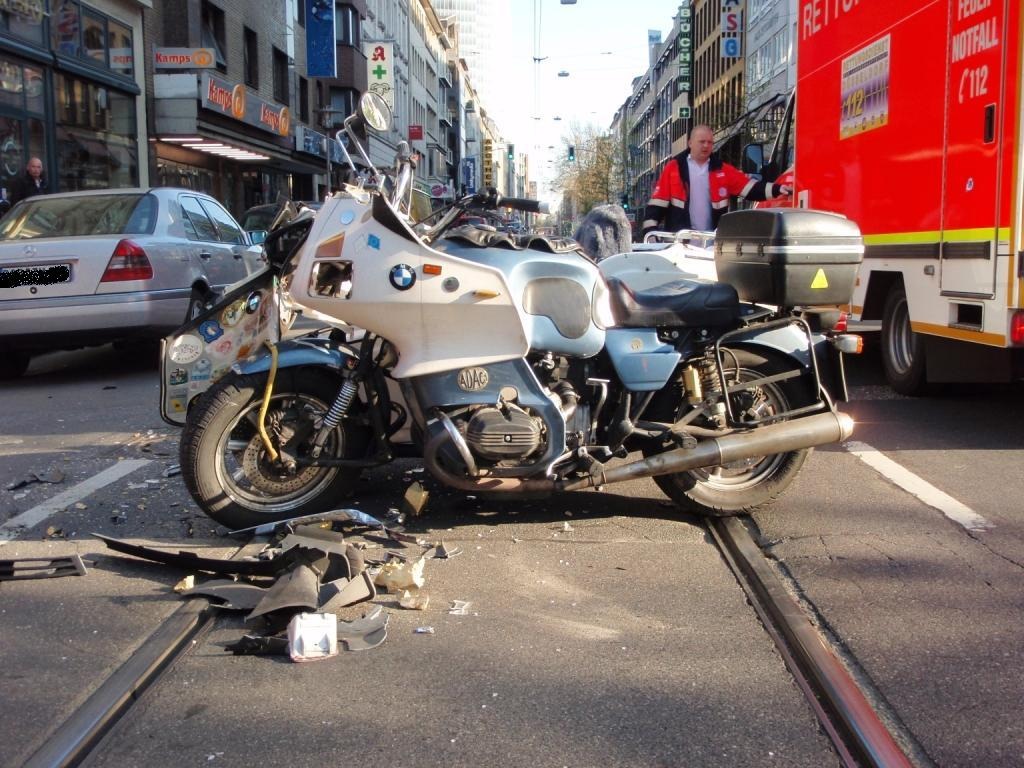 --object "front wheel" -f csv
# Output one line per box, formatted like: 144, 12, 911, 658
180, 368, 369, 529
644, 349, 812, 517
